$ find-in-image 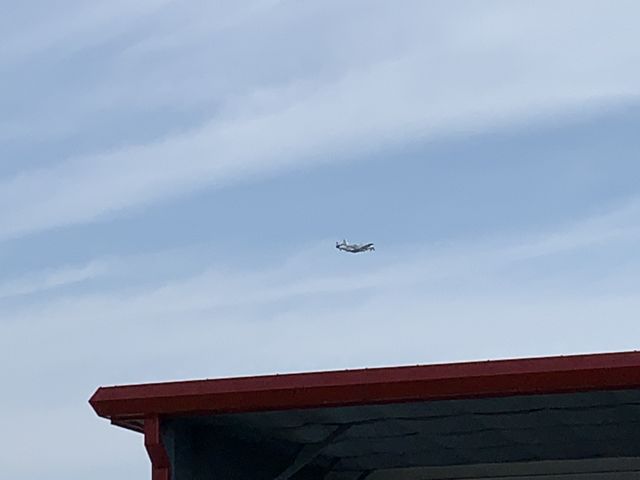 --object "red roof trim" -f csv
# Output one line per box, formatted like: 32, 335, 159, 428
89, 351, 640, 422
